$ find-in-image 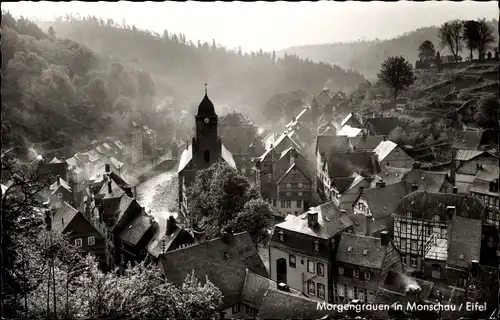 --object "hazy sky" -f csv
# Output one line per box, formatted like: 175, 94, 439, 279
3, 1, 498, 52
